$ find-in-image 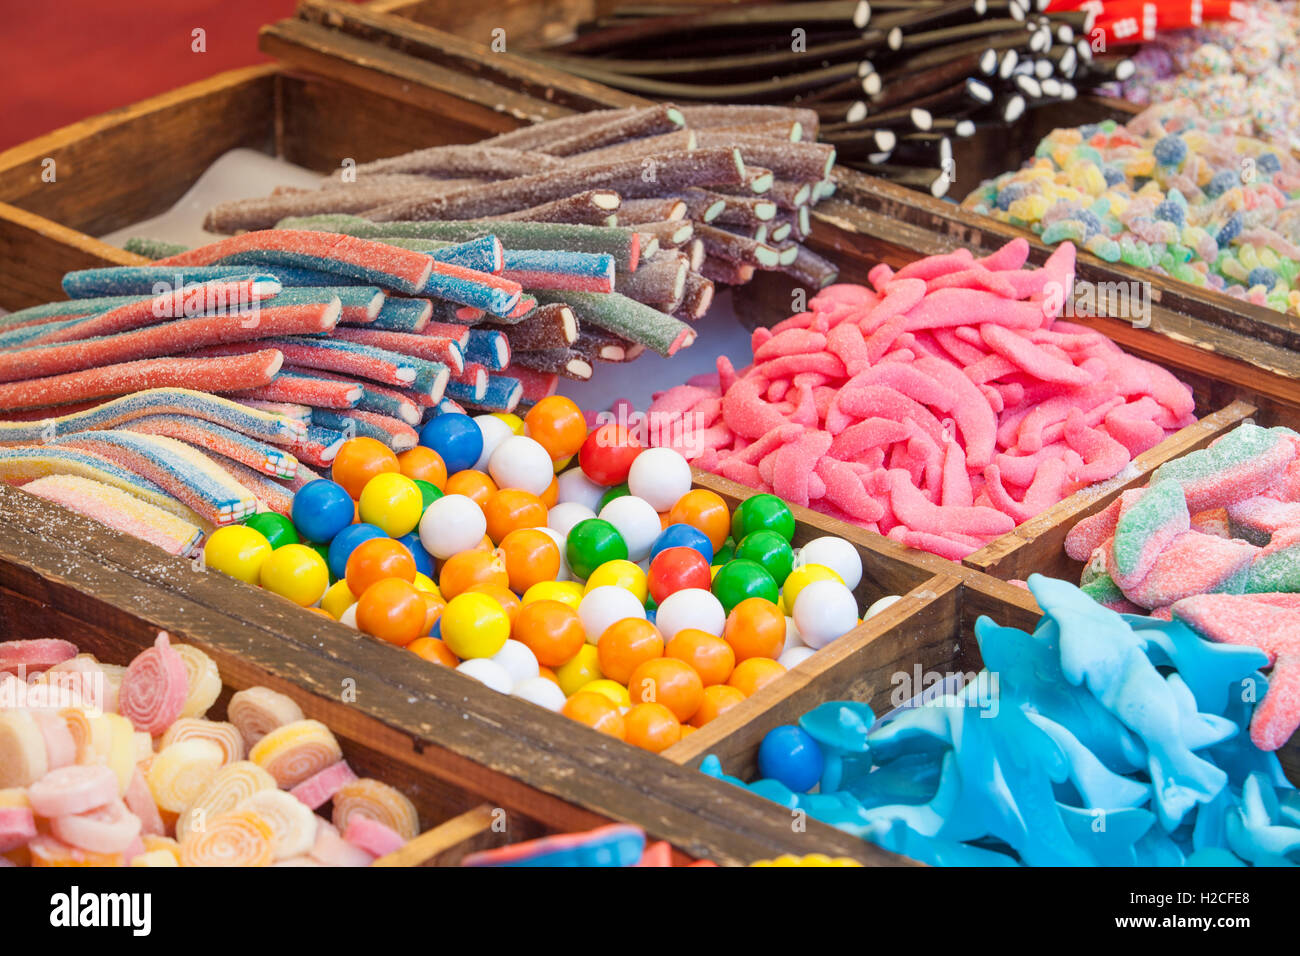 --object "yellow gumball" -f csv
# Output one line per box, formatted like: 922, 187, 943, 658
358, 472, 423, 537
522, 580, 585, 610
320, 580, 356, 620
203, 525, 272, 585
412, 572, 442, 600
780, 563, 844, 615
259, 544, 329, 607
493, 412, 525, 435
580, 679, 631, 708
440, 592, 510, 659
555, 644, 602, 697
583, 559, 647, 603
553, 455, 573, 473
